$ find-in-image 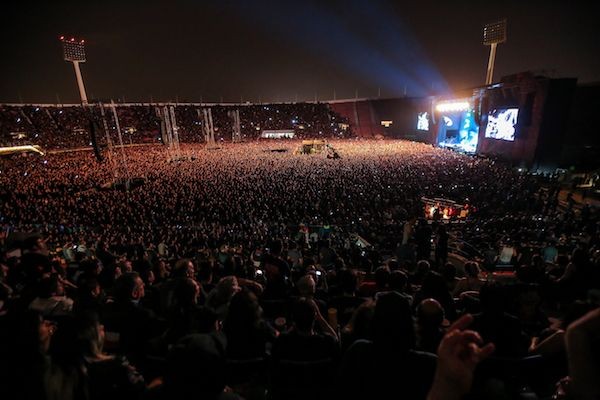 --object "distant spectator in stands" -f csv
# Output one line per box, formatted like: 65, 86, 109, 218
482, 242, 498, 272
373, 265, 391, 296
542, 240, 559, 264
318, 239, 338, 270
435, 225, 449, 268
358, 265, 389, 298
453, 262, 485, 297
286, 240, 303, 269
152, 259, 170, 284
197, 260, 216, 298
441, 263, 460, 294
412, 259, 431, 286
205, 276, 241, 320
261, 240, 291, 299
29, 274, 73, 317
23, 235, 50, 257
140, 269, 160, 313
415, 219, 433, 262
517, 254, 547, 284
498, 239, 517, 266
